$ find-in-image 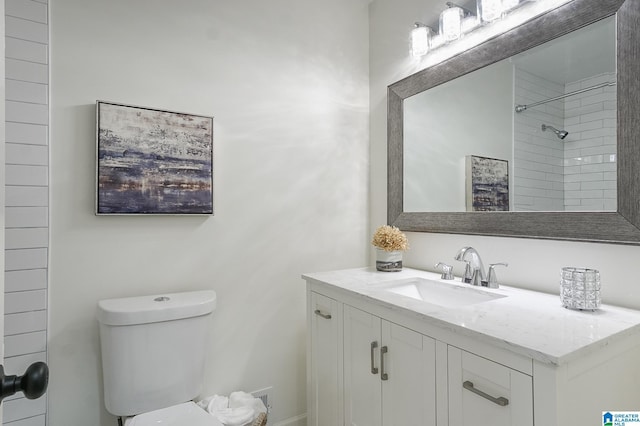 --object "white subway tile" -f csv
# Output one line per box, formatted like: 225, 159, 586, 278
6, 0, 48, 23
5, 310, 47, 336
6, 37, 48, 63
577, 190, 604, 199
5, 228, 48, 249
579, 199, 606, 209
6, 80, 47, 104
6, 186, 48, 207
581, 162, 616, 174
5, 207, 48, 228
6, 123, 47, 145
5, 270, 47, 293
581, 109, 615, 123
581, 145, 616, 156
5, 16, 47, 43
5, 249, 48, 271
6, 143, 48, 166
565, 103, 603, 118
2, 391, 46, 423
582, 91, 616, 106
564, 165, 581, 175
6, 165, 48, 186
5, 290, 47, 315
6, 59, 48, 84
604, 199, 617, 211
6, 101, 48, 125
514, 177, 552, 190
567, 120, 603, 133
514, 168, 546, 181
564, 182, 580, 191
582, 180, 616, 191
